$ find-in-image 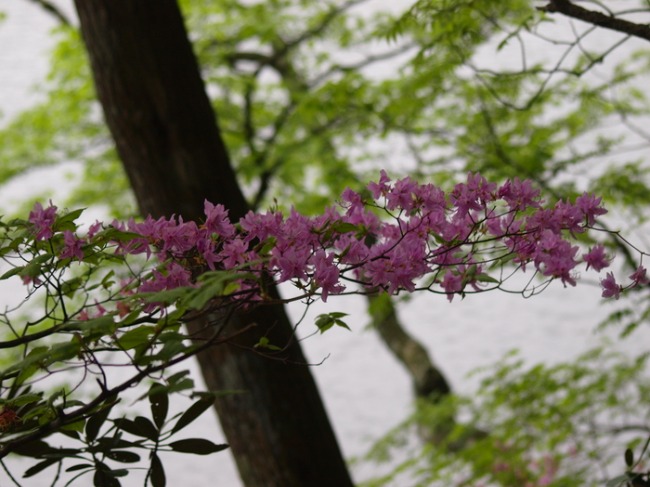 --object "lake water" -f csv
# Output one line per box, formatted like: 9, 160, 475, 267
0, 1, 648, 486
